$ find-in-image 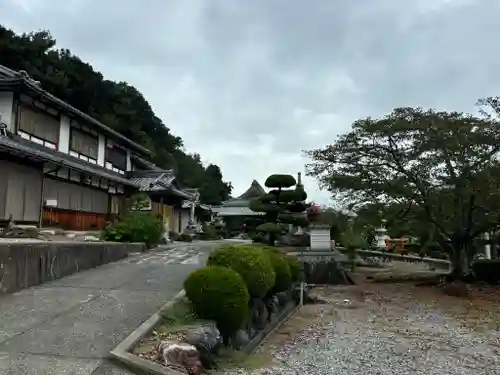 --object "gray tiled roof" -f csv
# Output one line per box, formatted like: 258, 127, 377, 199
128, 170, 176, 191
181, 201, 211, 211
0, 72, 151, 156
128, 170, 193, 199
237, 180, 266, 200
211, 206, 263, 216
0, 134, 136, 186
219, 180, 265, 208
